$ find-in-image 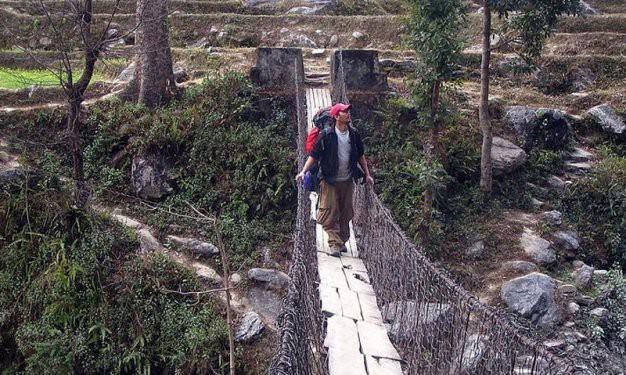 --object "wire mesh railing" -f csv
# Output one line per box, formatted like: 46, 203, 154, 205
352, 185, 578, 374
